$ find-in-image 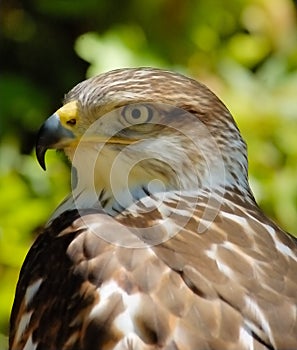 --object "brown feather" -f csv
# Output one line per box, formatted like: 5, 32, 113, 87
9, 68, 297, 350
